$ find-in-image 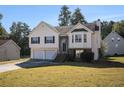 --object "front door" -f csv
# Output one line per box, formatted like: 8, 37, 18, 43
62, 42, 67, 53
